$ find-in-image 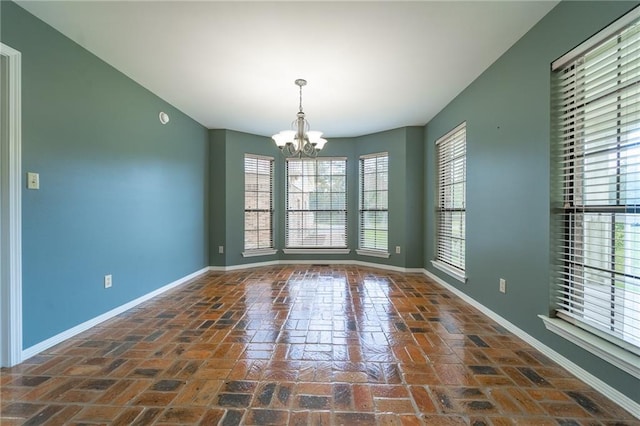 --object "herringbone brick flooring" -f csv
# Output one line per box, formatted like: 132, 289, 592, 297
1, 266, 637, 425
